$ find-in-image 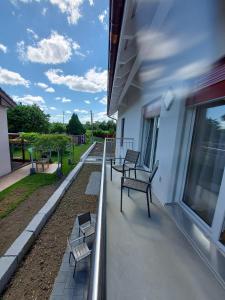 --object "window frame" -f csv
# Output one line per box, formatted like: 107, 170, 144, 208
177, 101, 225, 252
